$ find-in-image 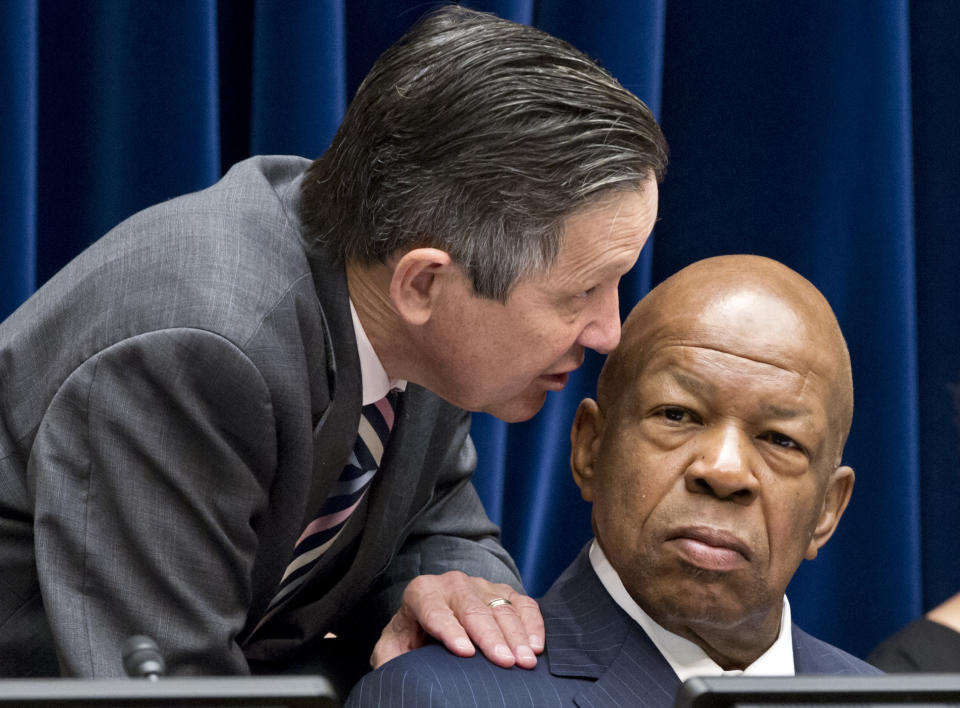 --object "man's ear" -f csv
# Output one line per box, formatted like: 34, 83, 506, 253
804, 465, 855, 560
389, 248, 454, 326
571, 398, 604, 502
